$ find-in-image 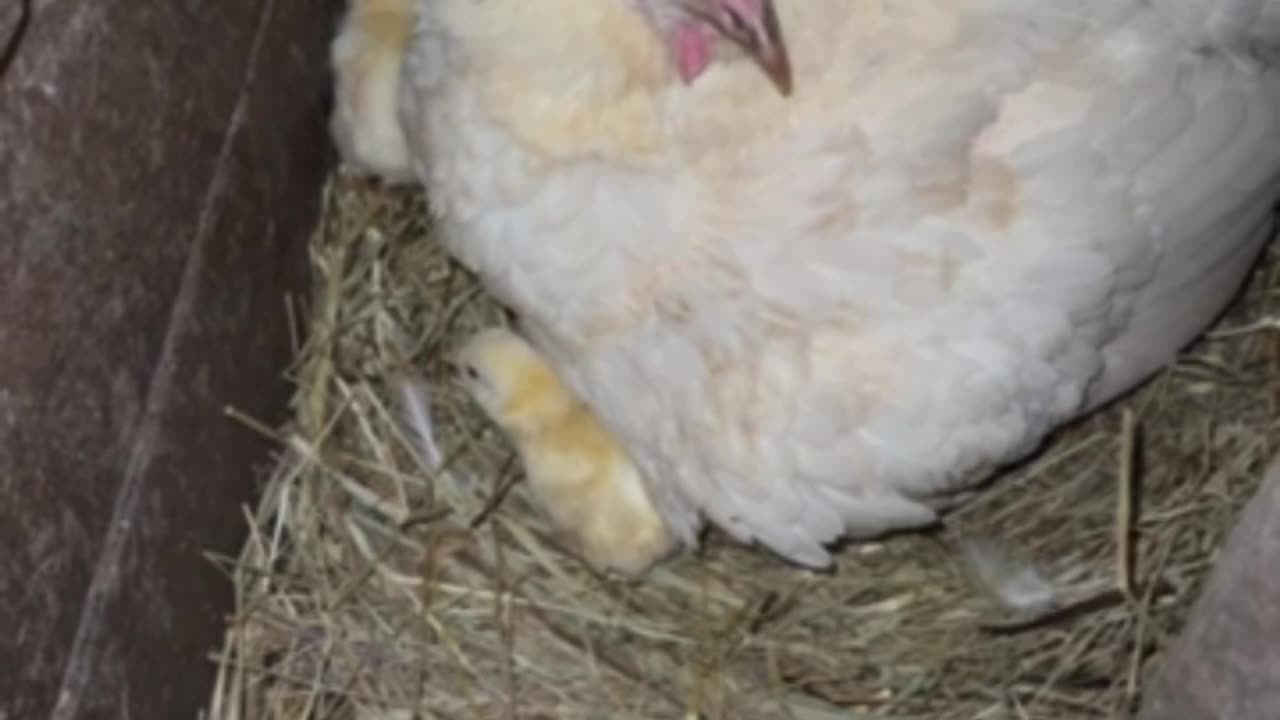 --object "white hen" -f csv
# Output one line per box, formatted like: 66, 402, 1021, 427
338, 0, 1280, 568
